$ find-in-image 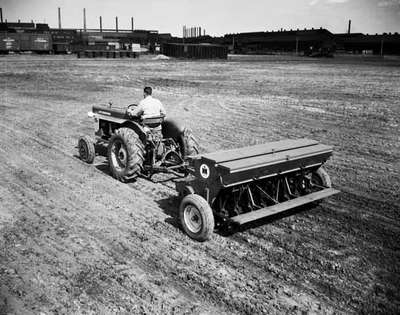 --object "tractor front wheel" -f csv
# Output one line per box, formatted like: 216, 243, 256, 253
108, 128, 145, 182
179, 194, 214, 242
78, 136, 95, 164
